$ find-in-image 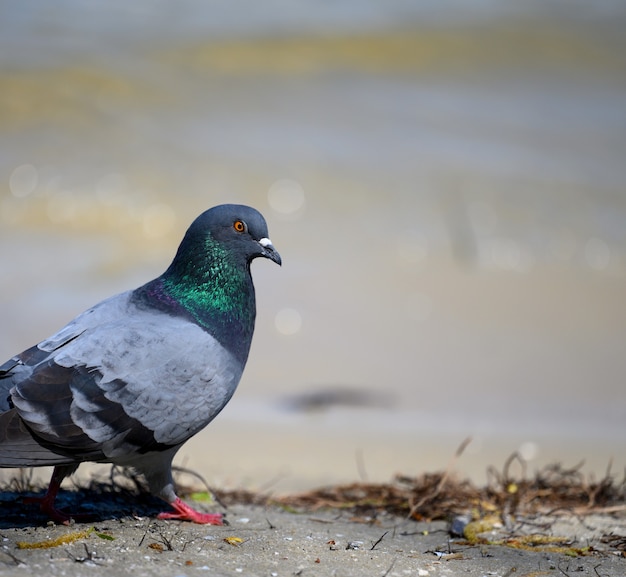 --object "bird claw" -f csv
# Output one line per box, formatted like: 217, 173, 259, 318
158, 497, 224, 525
23, 495, 92, 525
